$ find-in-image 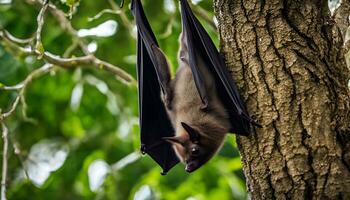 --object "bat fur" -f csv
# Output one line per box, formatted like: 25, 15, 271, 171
162, 33, 231, 172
